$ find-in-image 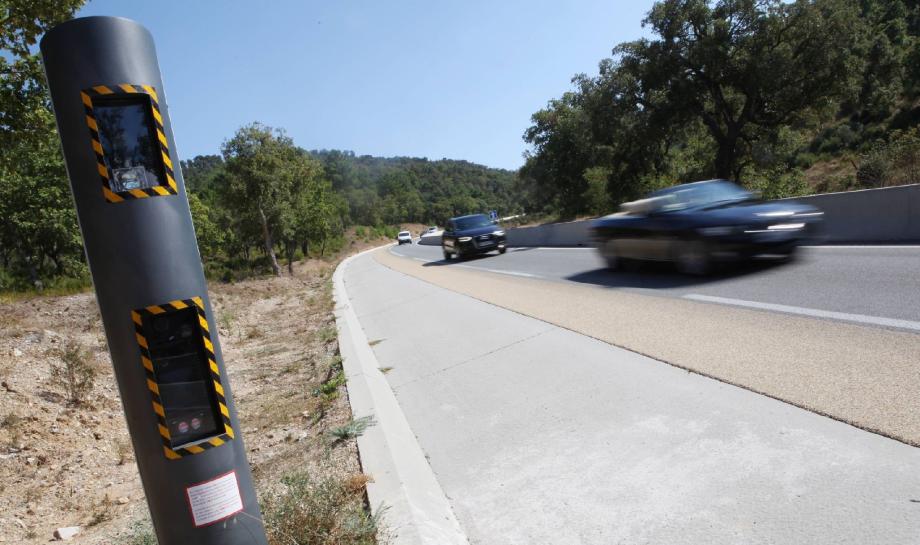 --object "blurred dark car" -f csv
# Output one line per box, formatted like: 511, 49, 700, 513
591, 179, 823, 274
442, 213, 507, 260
